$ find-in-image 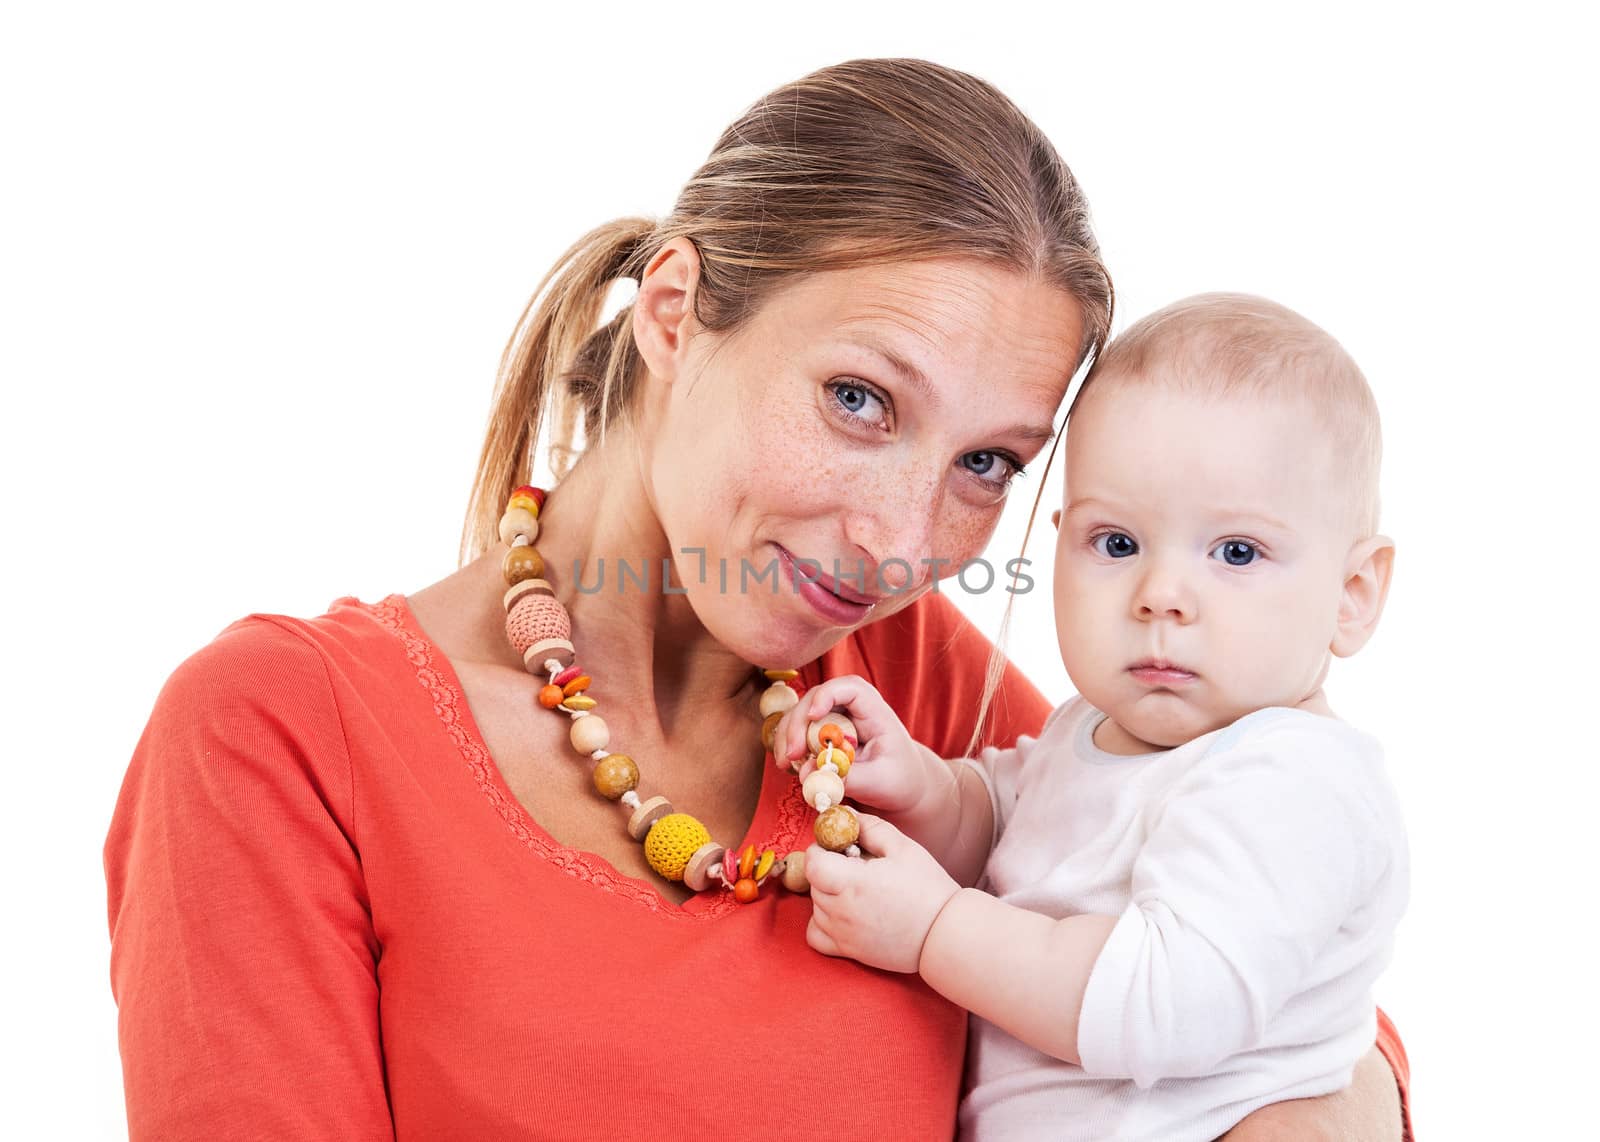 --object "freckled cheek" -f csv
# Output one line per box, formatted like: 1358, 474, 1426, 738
929, 505, 1002, 570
